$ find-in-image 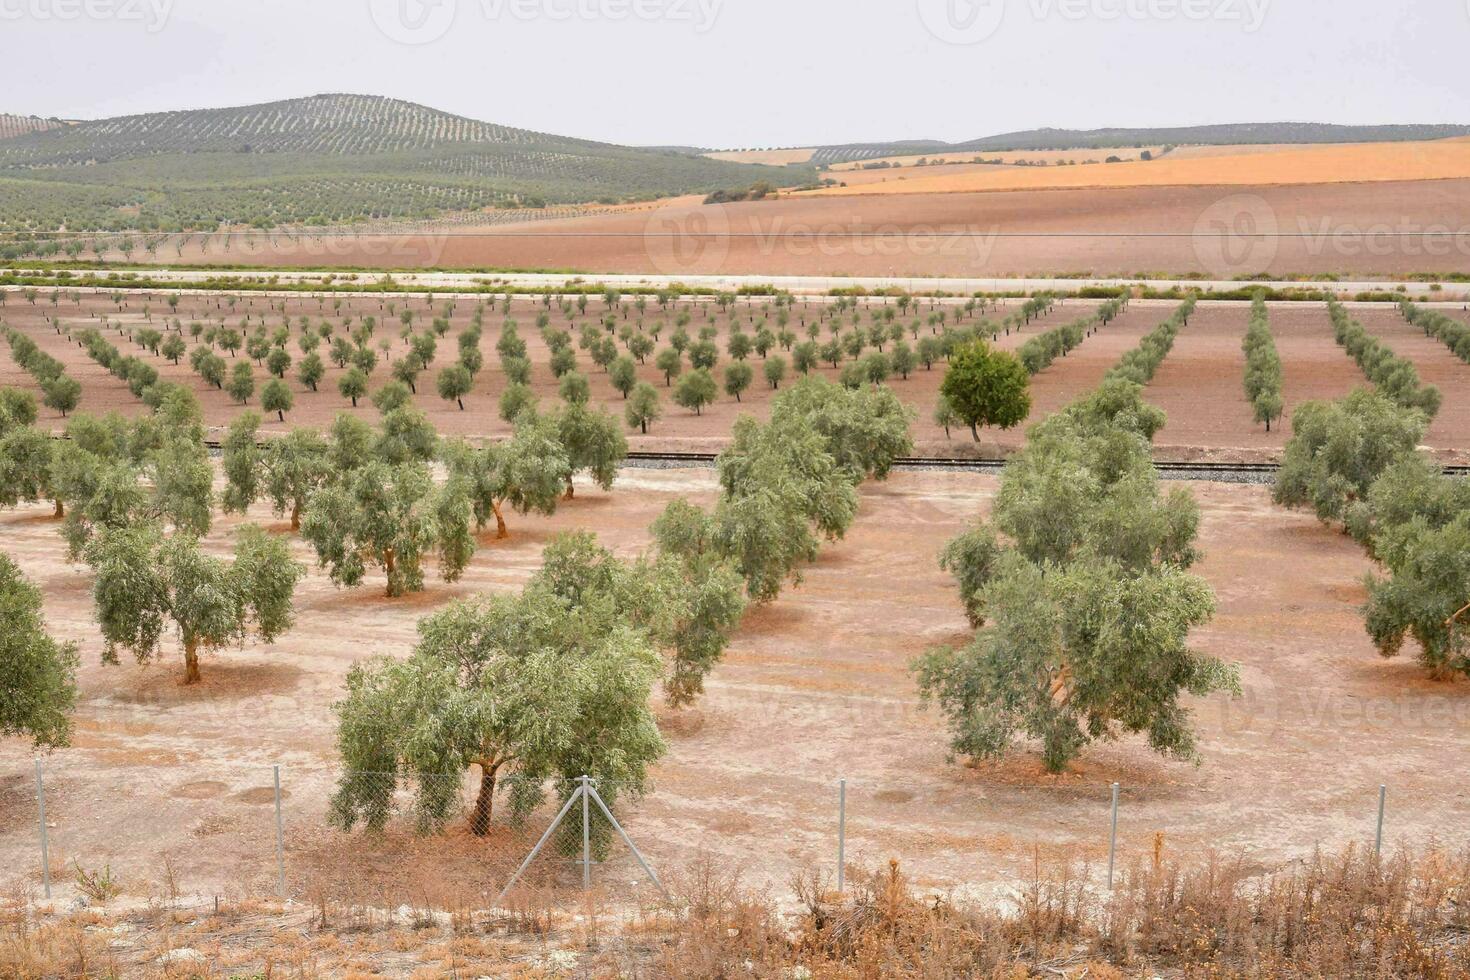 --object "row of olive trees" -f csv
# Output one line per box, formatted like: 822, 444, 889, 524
1272, 389, 1469, 679
1015, 296, 1128, 375
1104, 295, 1197, 386
1327, 298, 1441, 418
1241, 295, 1284, 431
1399, 299, 1470, 364
5, 327, 82, 417
318, 385, 936, 846
915, 378, 1240, 773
